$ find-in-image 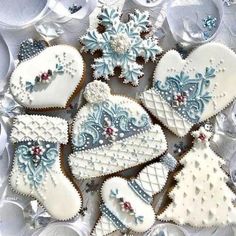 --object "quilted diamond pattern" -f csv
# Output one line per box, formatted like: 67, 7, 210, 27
11, 115, 68, 144
135, 163, 168, 196
93, 216, 116, 236
140, 88, 193, 137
